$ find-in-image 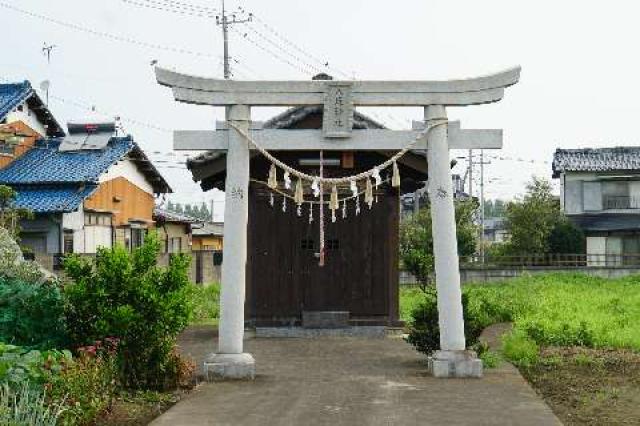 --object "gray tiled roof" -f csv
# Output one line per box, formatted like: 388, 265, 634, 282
552, 147, 640, 177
